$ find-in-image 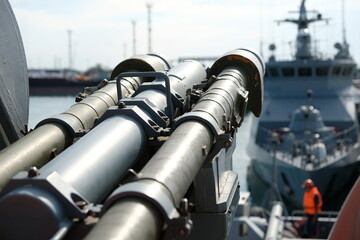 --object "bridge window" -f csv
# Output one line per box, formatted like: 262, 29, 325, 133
269, 68, 280, 77
316, 67, 329, 76
282, 67, 295, 77
342, 67, 353, 76
298, 67, 312, 77
332, 66, 341, 76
